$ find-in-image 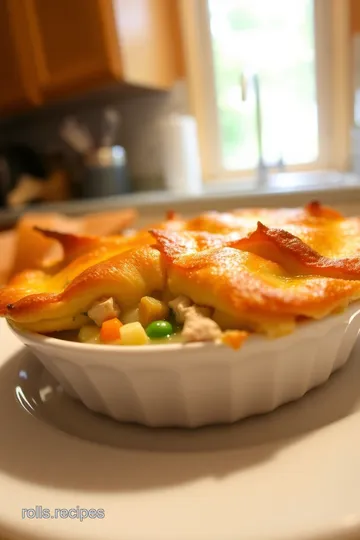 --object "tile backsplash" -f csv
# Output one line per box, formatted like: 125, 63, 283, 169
1, 80, 190, 192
